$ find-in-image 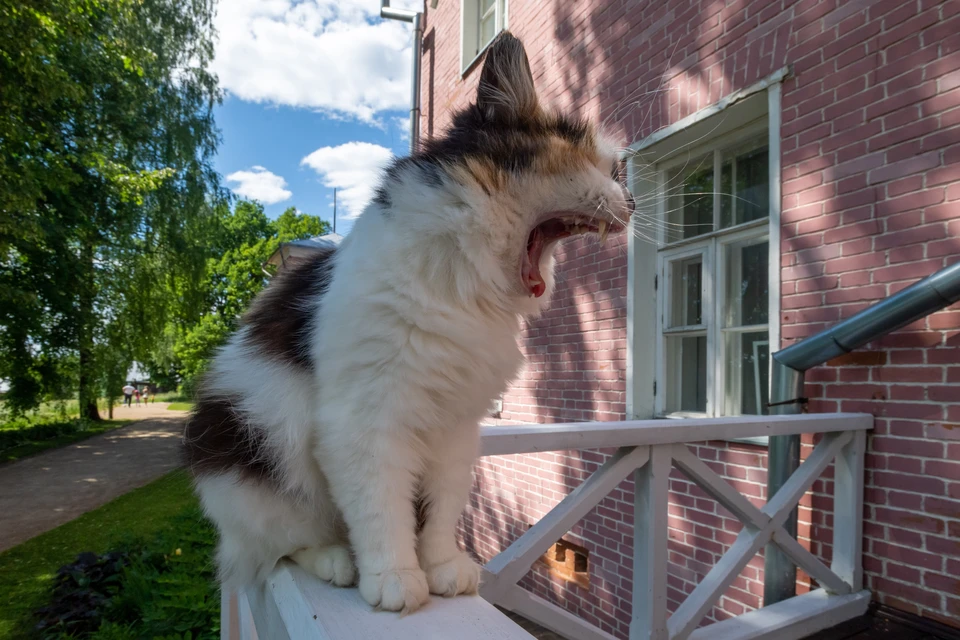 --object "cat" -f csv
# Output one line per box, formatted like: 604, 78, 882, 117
182, 31, 634, 614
